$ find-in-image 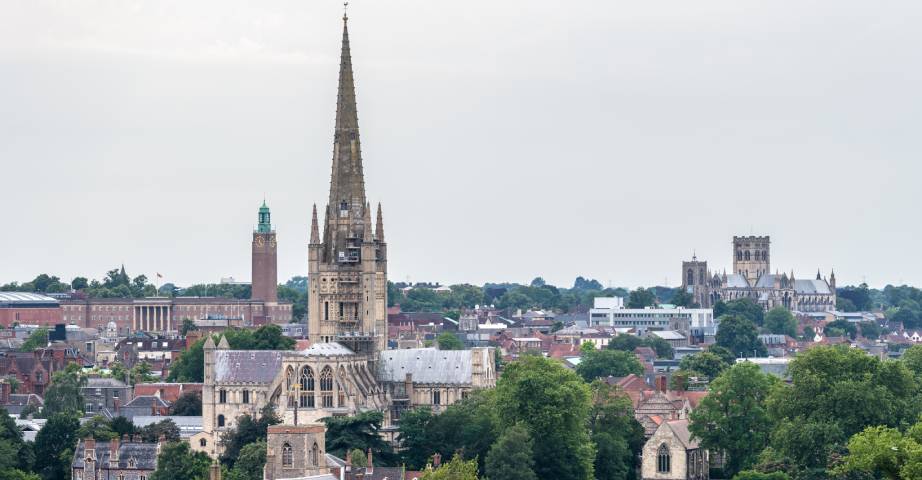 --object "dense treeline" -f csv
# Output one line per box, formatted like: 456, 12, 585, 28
689, 344, 922, 480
